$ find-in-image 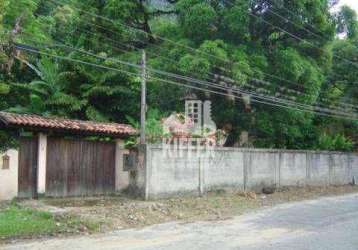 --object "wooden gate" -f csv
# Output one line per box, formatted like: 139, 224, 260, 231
18, 137, 38, 198
46, 138, 116, 197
